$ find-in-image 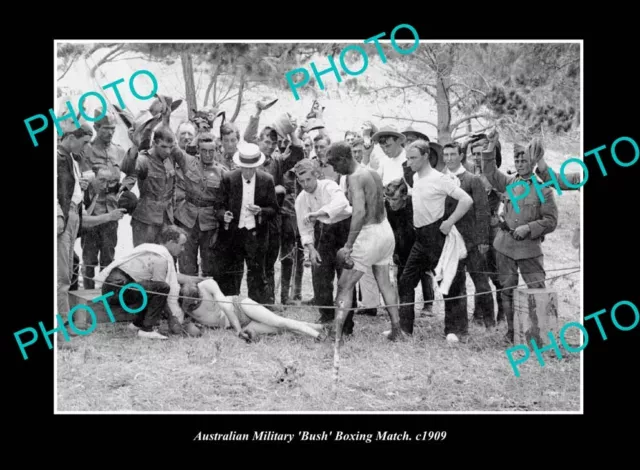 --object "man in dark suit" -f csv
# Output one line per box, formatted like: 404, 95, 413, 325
442, 141, 493, 334
215, 143, 279, 305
